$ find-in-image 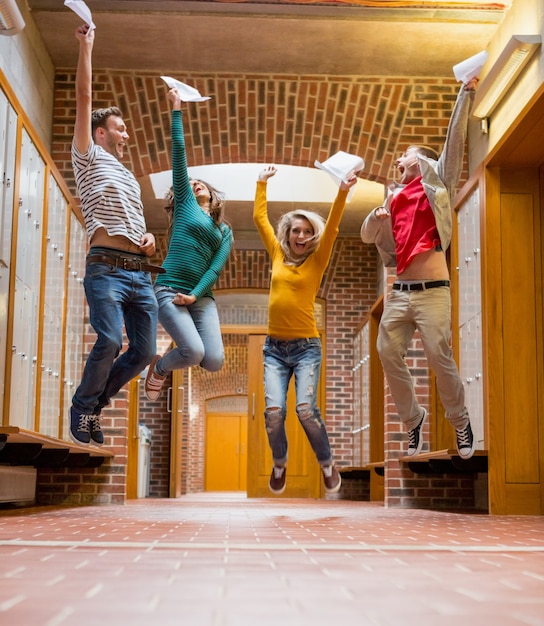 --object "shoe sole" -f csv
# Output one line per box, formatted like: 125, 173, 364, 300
69, 431, 90, 446
269, 467, 286, 494
457, 446, 475, 460
324, 473, 342, 494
